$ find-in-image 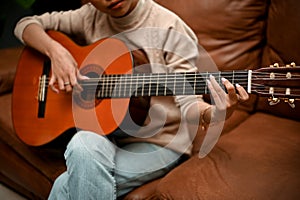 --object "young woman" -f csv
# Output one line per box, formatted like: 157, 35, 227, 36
14, 0, 248, 199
